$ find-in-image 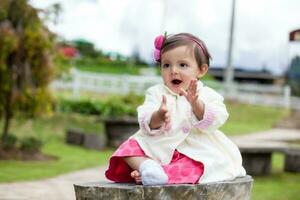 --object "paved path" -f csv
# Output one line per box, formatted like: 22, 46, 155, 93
231, 128, 300, 142
231, 128, 300, 150
0, 166, 109, 200
0, 128, 299, 200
